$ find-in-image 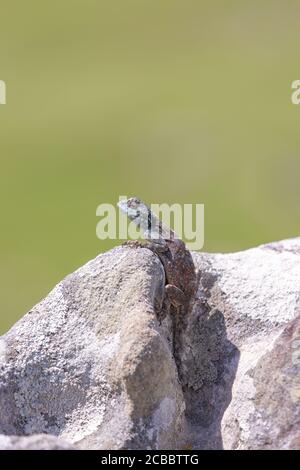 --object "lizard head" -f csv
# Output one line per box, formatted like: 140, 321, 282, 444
118, 197, 176, 241
118, 197, 150, 225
